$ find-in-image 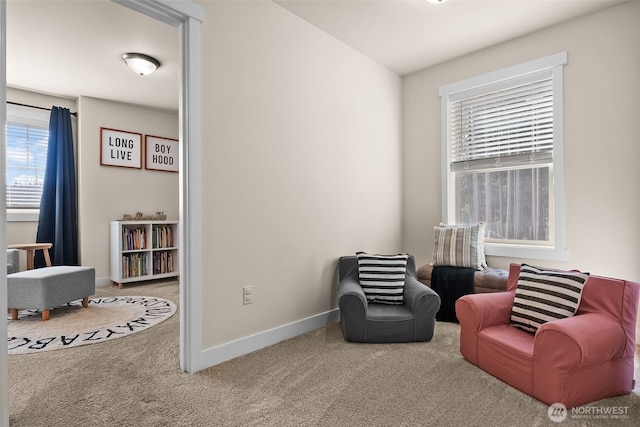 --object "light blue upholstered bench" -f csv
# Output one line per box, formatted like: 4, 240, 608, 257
8, 266, 95, 321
